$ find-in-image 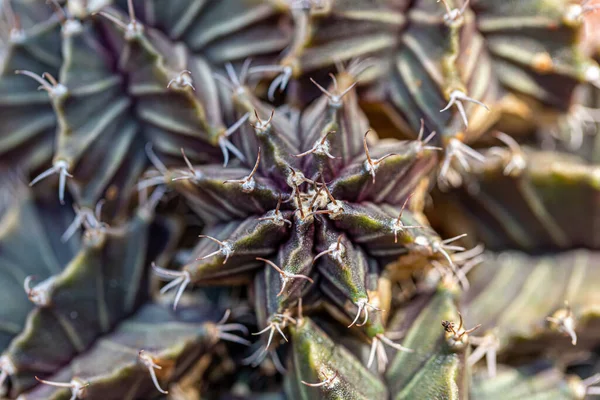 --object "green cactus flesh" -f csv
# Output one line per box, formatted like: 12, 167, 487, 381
1, 0, 600, 399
